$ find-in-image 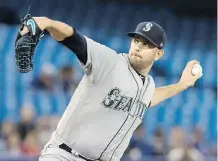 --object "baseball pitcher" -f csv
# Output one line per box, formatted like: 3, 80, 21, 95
15, 15, 203, 161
